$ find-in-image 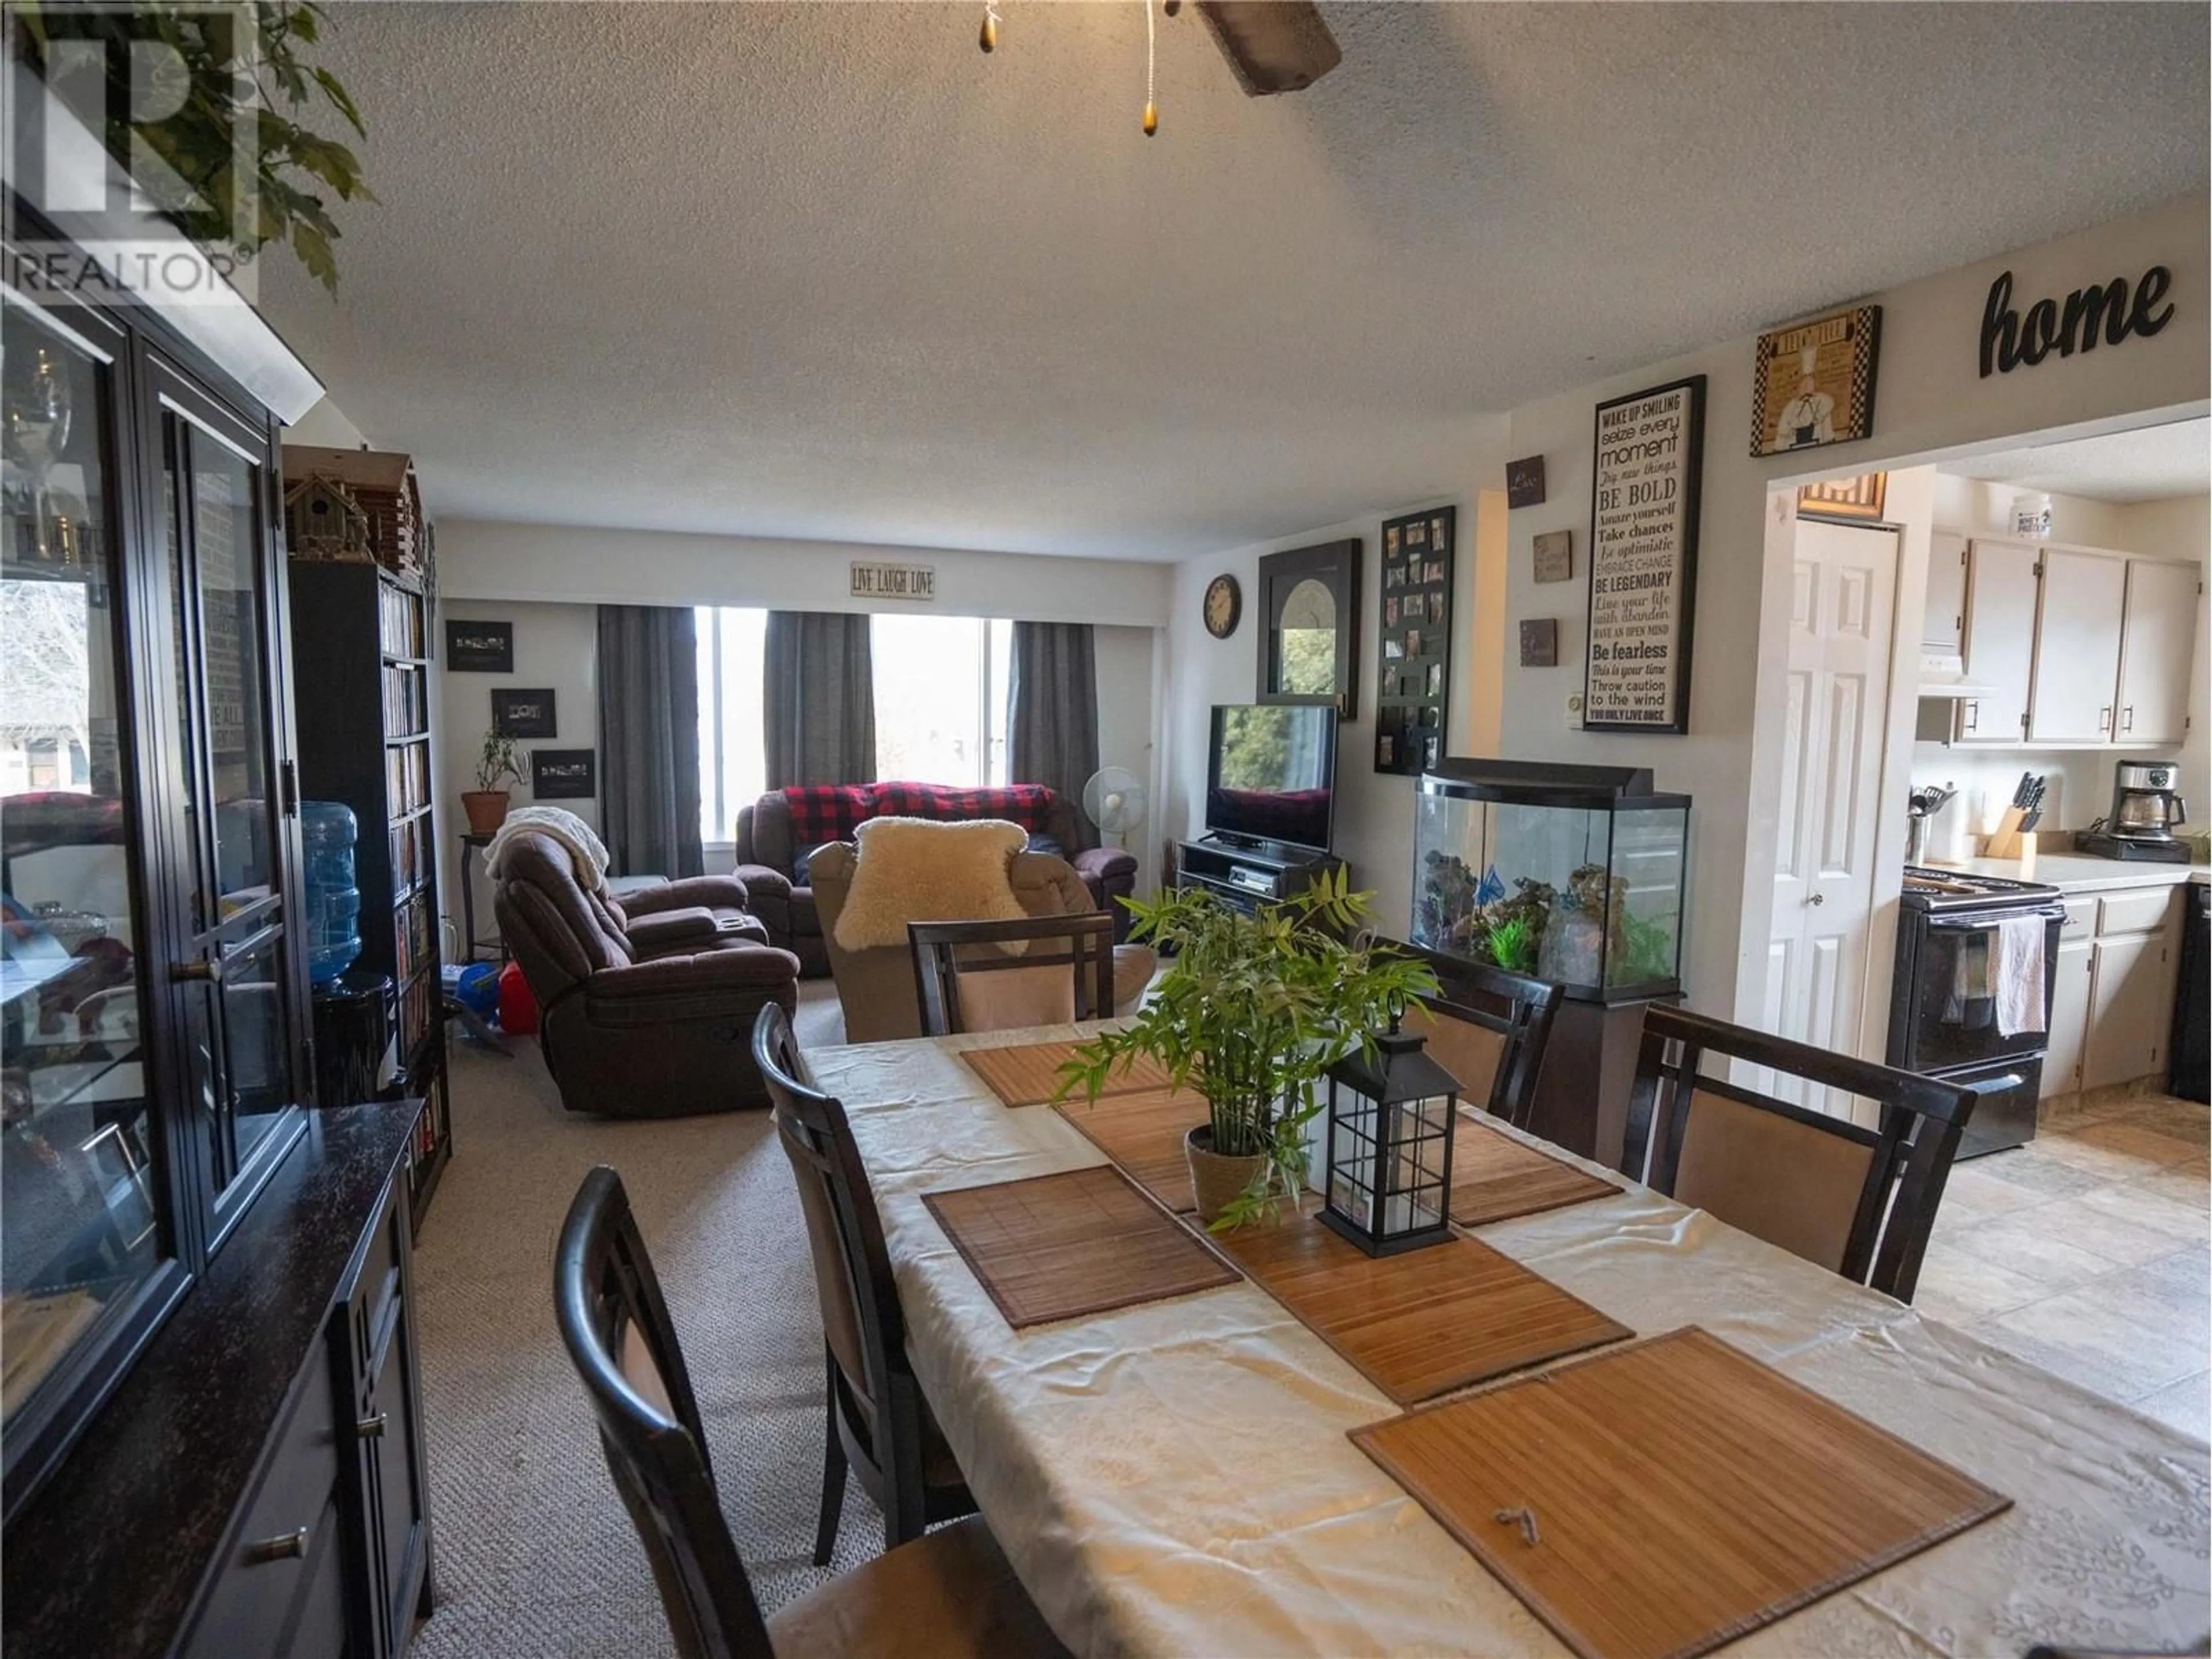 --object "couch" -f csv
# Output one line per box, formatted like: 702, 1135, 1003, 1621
807, 843, 1154, 1044
733, 783, 1139, 976
493, 831, 800, 1116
